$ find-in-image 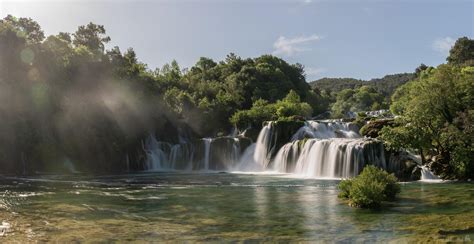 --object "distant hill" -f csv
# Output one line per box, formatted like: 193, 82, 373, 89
309, 73, 415, 97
